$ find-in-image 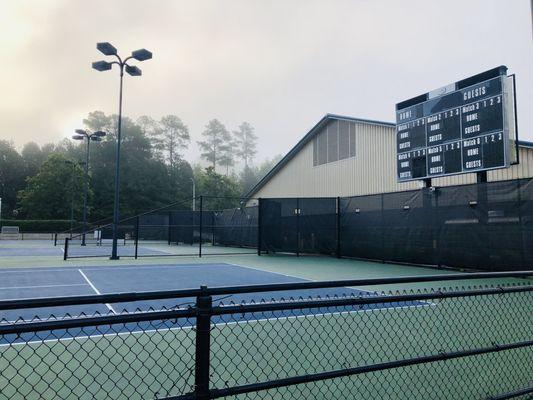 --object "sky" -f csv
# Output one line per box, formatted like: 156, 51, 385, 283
0, 0, 532, 166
